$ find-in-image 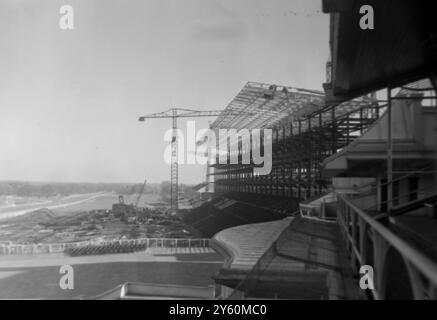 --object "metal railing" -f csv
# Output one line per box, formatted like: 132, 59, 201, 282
350, 164, 436, 206
0, 237, 211, 256
337, 193, 437, 299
